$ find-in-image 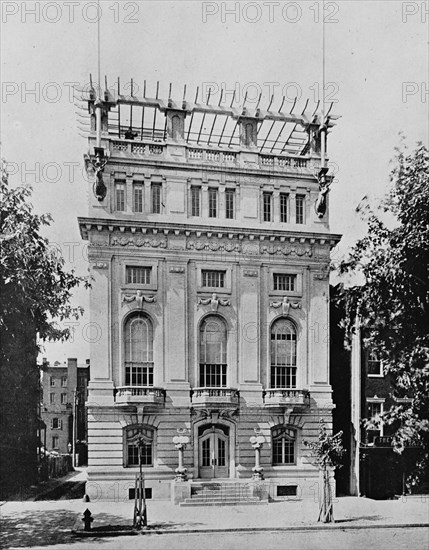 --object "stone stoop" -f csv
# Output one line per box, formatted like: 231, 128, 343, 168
179, 481, 269, 507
